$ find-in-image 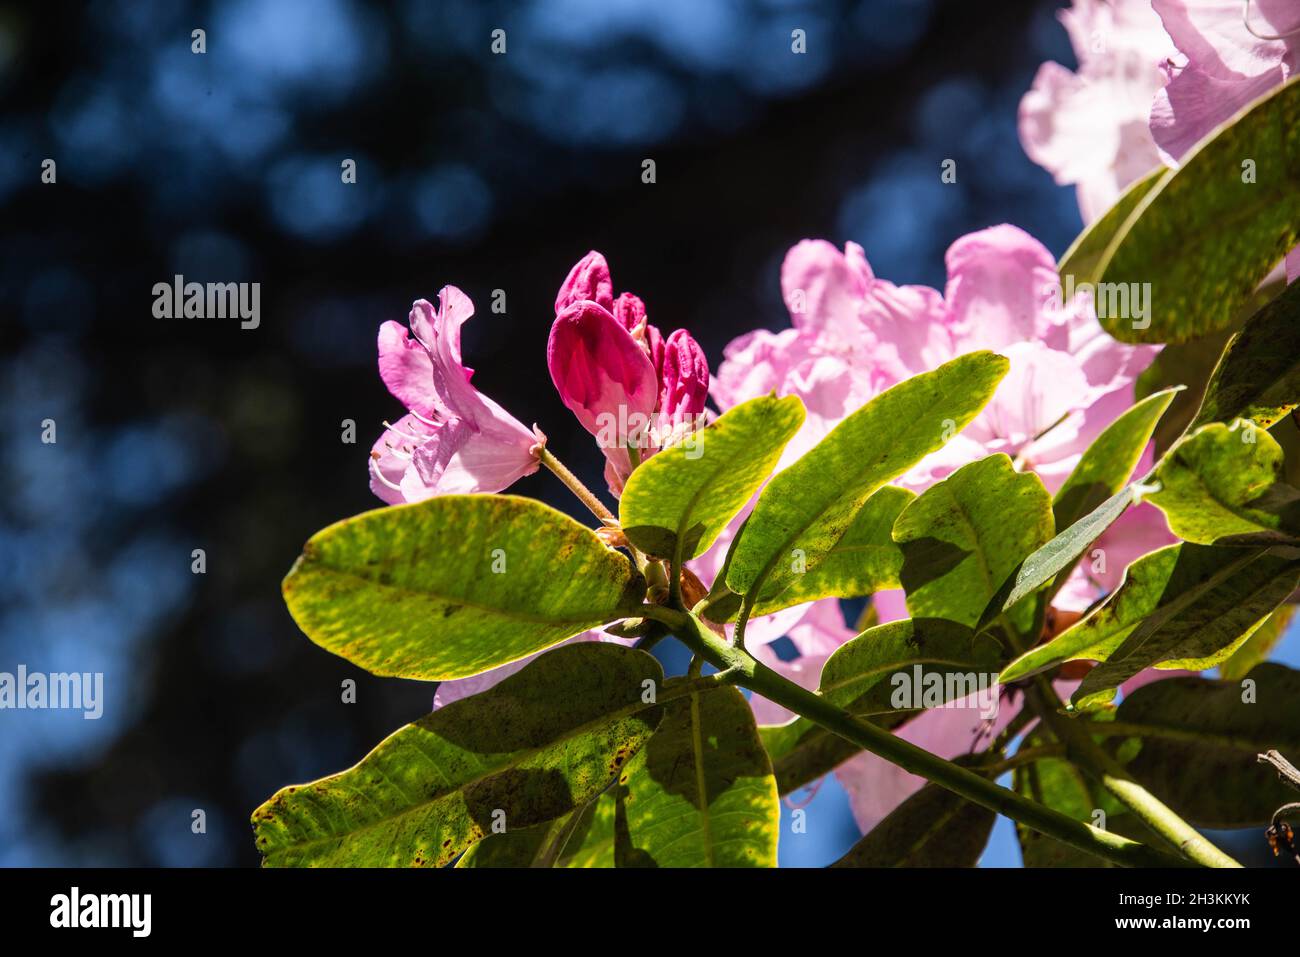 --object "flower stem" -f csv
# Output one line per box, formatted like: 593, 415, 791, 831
640, 604, 1191, 868
1025, 678, 1241, 868
536, 446, 618, 526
